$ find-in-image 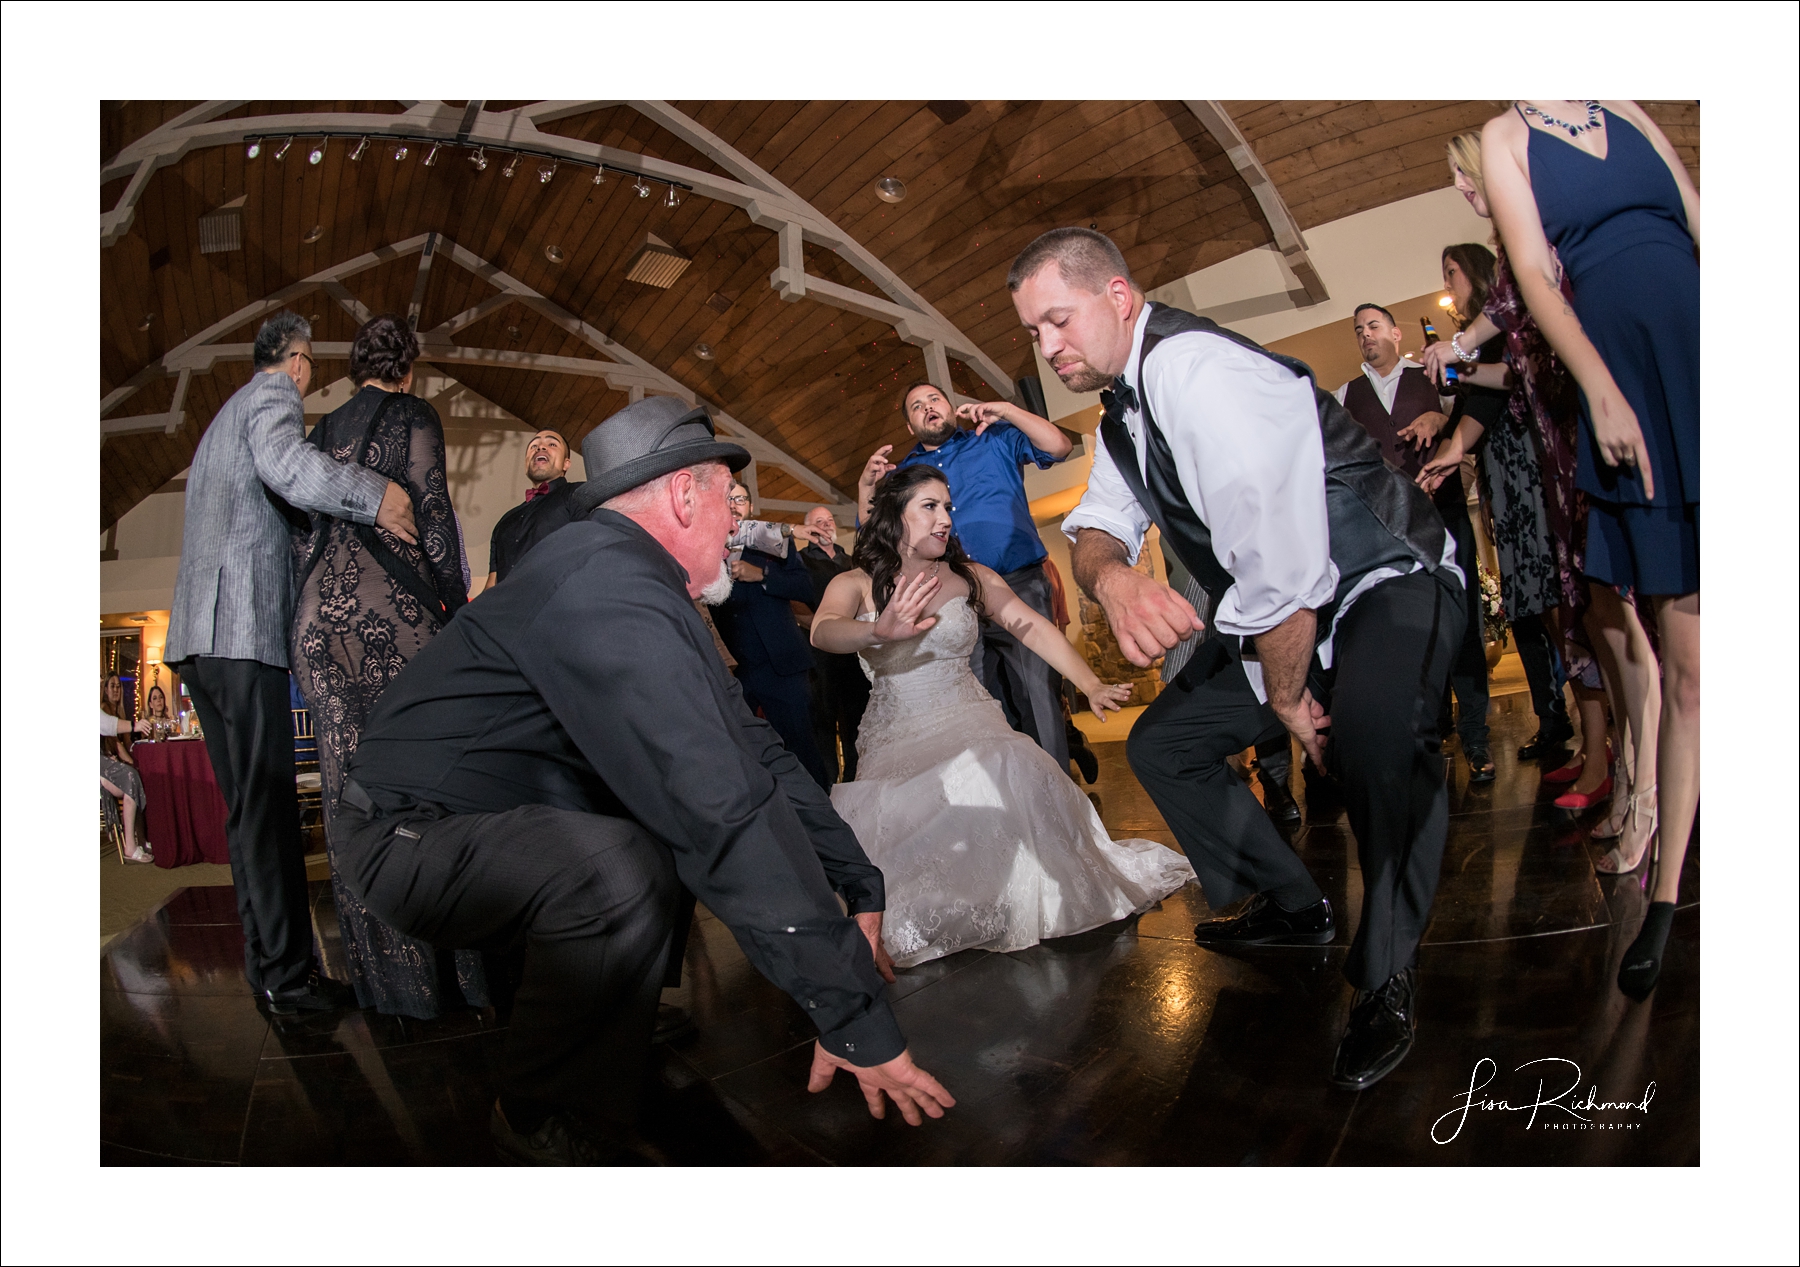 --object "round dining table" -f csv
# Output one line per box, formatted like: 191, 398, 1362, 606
133, 738, 231, 868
